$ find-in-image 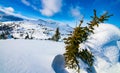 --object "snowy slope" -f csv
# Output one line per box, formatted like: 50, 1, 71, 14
2, 19, 72, 40
0, 23, 120, 73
